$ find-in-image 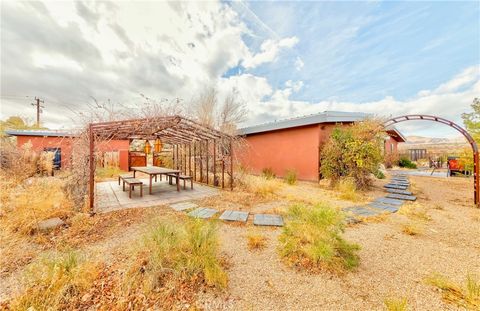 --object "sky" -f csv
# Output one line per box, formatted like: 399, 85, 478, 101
1, 0, 479, 138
